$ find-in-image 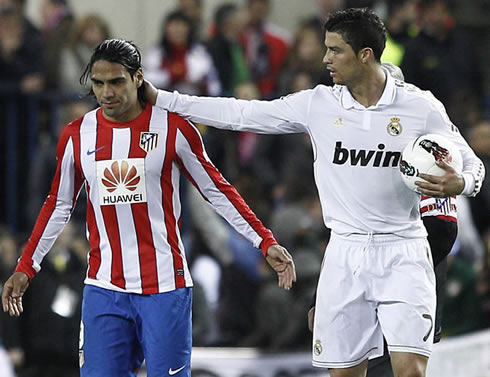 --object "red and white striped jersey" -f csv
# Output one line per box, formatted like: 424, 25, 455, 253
419, 195, 457, 222
16, 104, 277, 294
